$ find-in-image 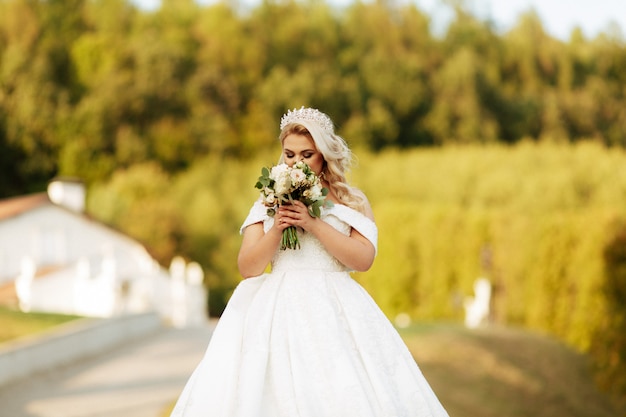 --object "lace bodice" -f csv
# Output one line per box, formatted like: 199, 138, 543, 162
240, 200, 378, 273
